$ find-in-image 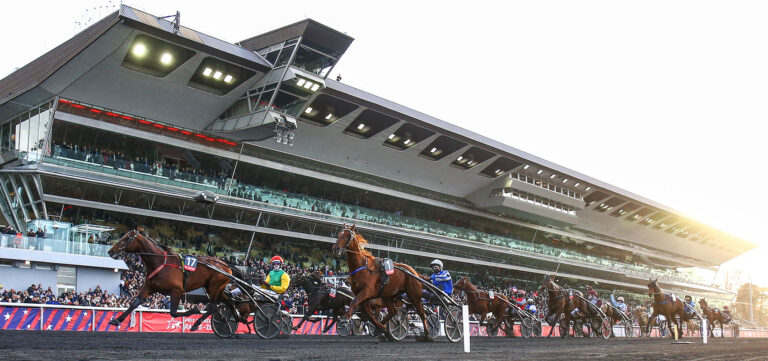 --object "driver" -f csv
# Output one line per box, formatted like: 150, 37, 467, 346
610, 293, 628, 313
683, 295, 696, 318
423, 259, 452, 303
525, 299, 537, 315
262, 256, 292, 311
514, 290, 527, 309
